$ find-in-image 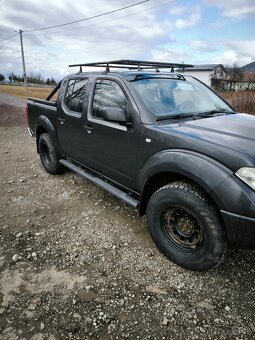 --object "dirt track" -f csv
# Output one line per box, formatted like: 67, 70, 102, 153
0, 92, 254, 339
